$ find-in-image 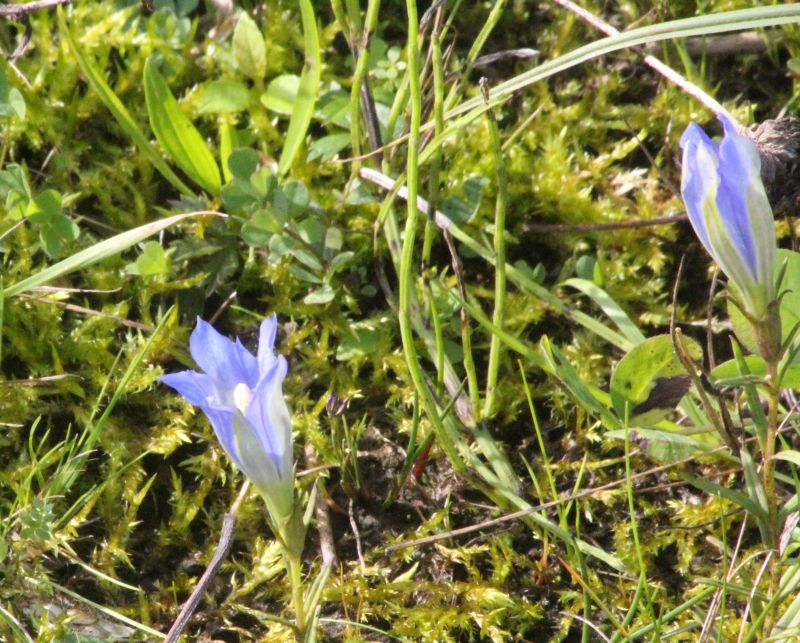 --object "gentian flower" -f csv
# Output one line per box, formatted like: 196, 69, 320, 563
680, 114, 776, 318
160, 315, 294, 522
